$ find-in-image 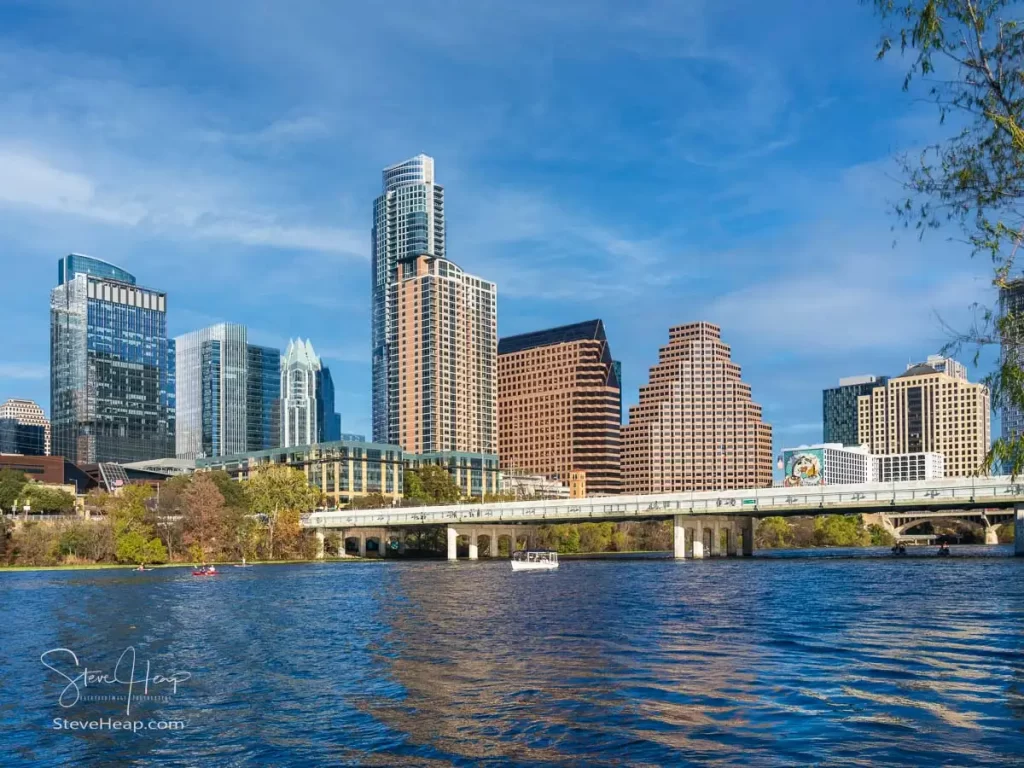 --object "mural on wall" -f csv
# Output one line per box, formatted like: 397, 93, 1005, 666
783, 448, 824, 487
